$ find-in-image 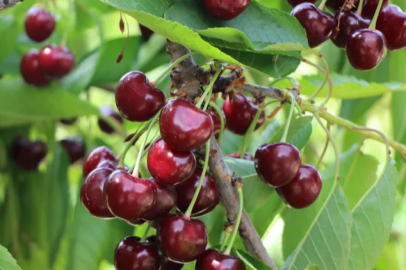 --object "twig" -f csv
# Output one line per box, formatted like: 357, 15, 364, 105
0, 0, 22, 10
